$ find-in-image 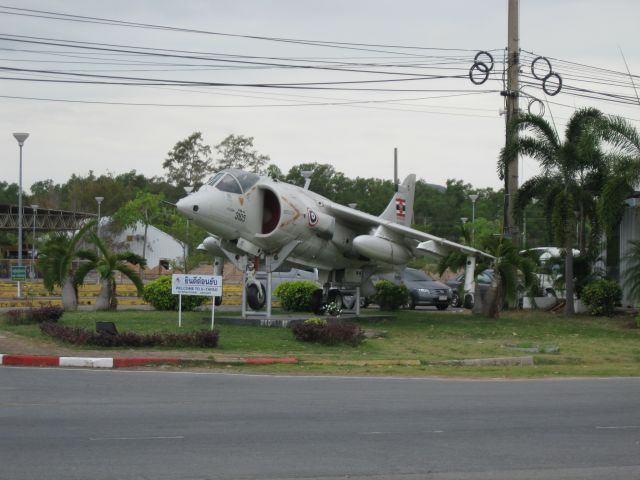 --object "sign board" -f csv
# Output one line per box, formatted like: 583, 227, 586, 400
11, 265, 27, 281
171, 274, 222, 296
